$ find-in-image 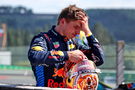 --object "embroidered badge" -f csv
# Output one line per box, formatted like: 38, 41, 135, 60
68, 44, 75, 49
31, 46, 43, 51
50, 51, 64, 56
53, 42, 60, 48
